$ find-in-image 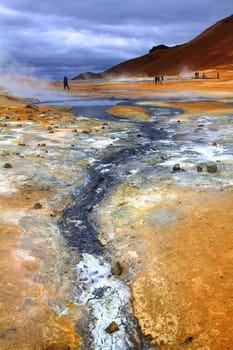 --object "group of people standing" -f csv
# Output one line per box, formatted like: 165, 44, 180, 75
154, 76, 164, 84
